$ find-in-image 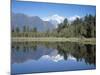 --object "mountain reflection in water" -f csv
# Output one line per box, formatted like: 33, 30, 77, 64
11, 42, 96, 74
